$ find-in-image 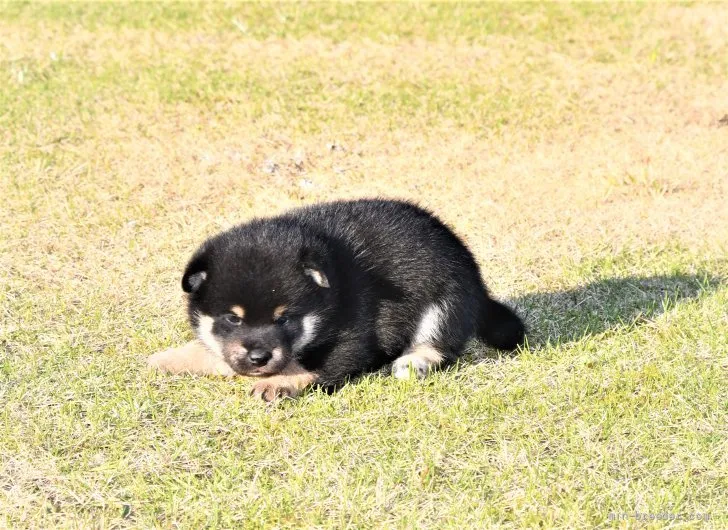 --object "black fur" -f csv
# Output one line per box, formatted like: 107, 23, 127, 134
183, 199, 525, 385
